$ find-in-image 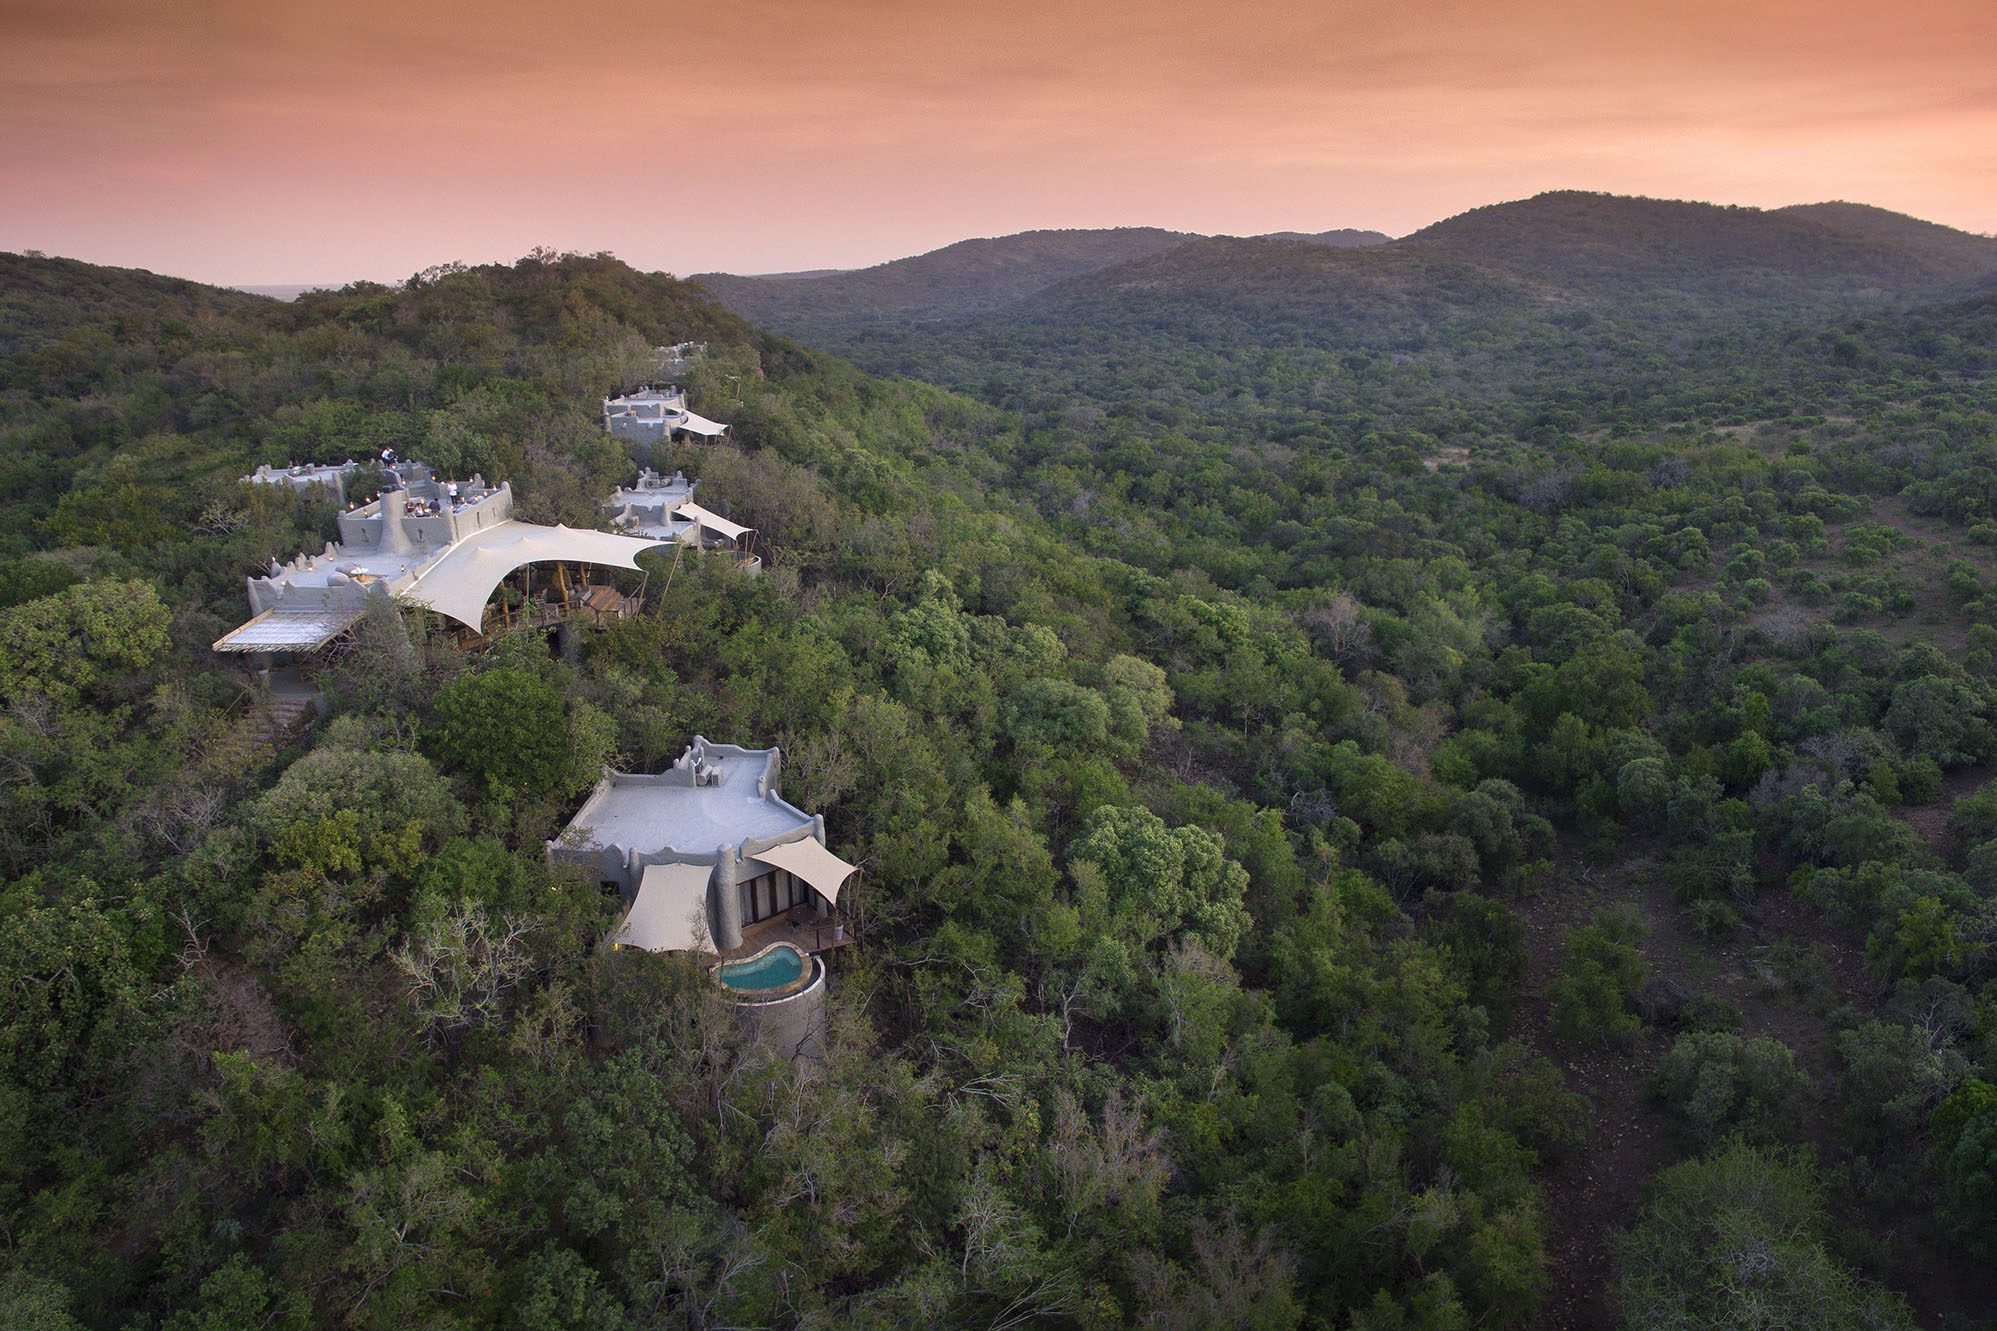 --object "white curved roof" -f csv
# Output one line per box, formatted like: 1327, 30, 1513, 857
403, 520, 673, 629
